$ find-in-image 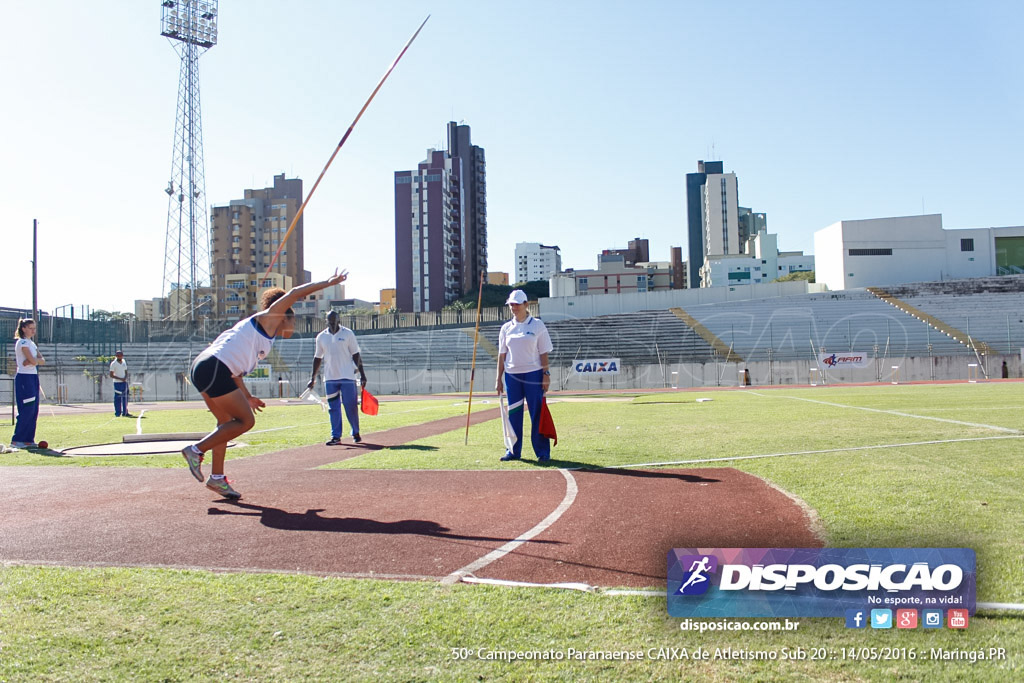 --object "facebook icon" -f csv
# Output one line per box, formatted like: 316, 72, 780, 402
845, 609, 867, 629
